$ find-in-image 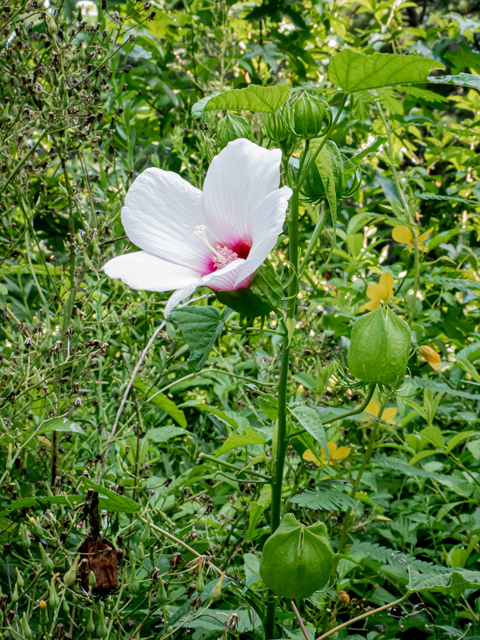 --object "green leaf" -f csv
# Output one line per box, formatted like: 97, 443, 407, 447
216, 428, 266, 457
456, 358, 480, 384
408, 450, 438, 466
351, 541, 440, 573
419, 426, 445, 450
134, 379, 187, 428
411, 377, 479, 401
349, 136, 388, 167
180, 400, 239, 428
291, 406, 330, 463
408, 569, 480, 598
36, 417, 85, 435
467, 440, 480, 460
435, 502, 463, 522
191, 84, 290, 117
414, 191, 477, 206
329, 50, 444, 93
428, 73, 480, 91
446, 431, 473, 454
146, 426, 188, 444
290, 485, 358, 511
170, 306, 224, 371
79, 478, 141, 513
310, 139, 337, 254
